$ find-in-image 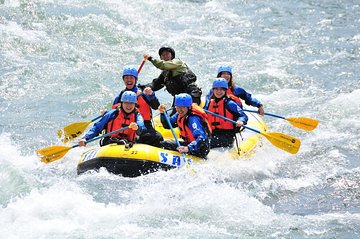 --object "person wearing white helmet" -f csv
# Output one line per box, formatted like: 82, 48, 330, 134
79, 91, 146, 147
142, 46, 202, 110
